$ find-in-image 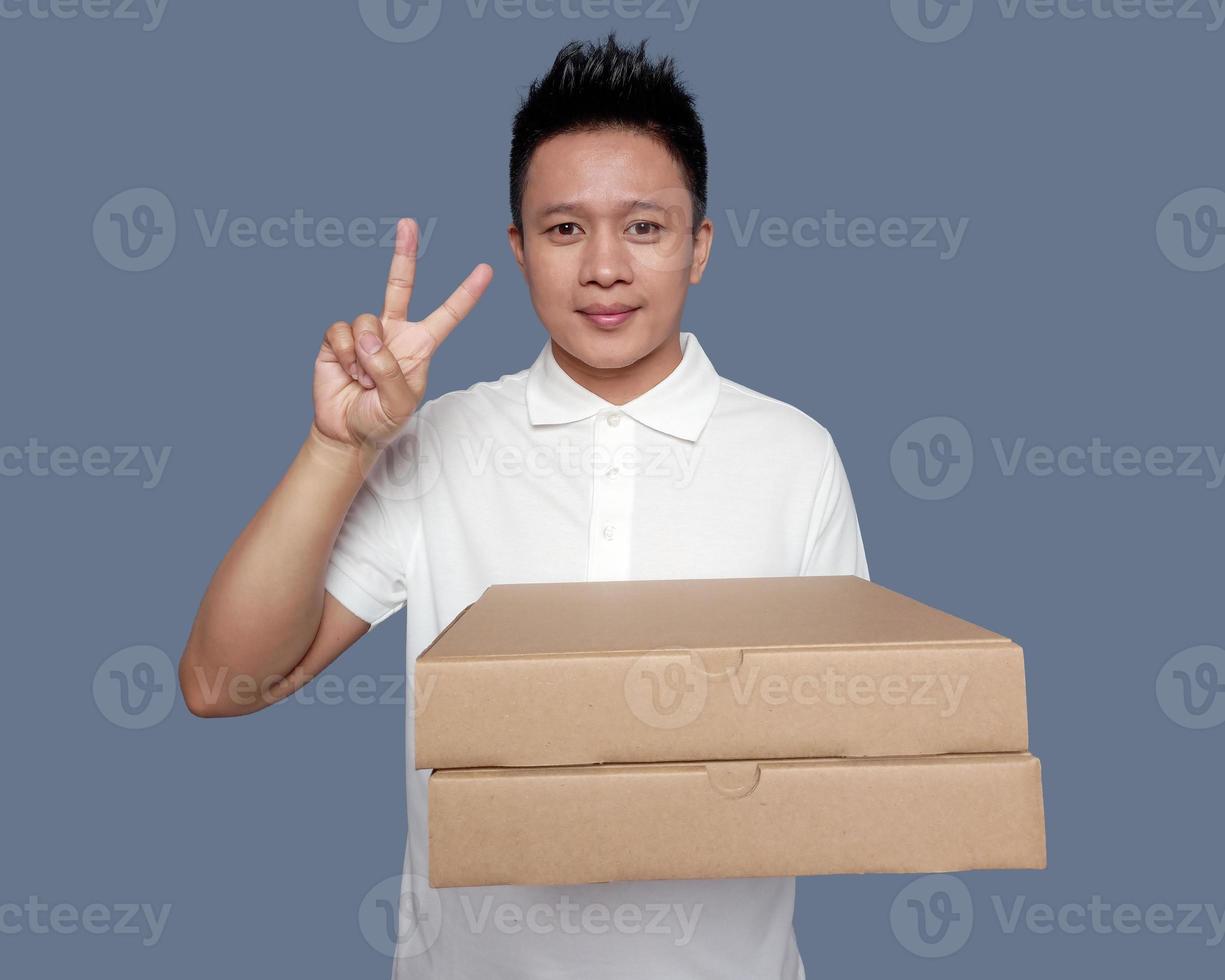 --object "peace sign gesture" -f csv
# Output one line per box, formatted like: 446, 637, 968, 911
311, 218, 492, 461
